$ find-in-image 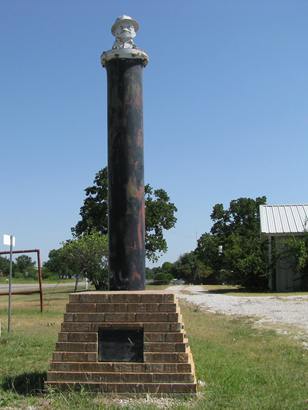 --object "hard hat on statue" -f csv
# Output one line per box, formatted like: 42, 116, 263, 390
111, 15, 139, 50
